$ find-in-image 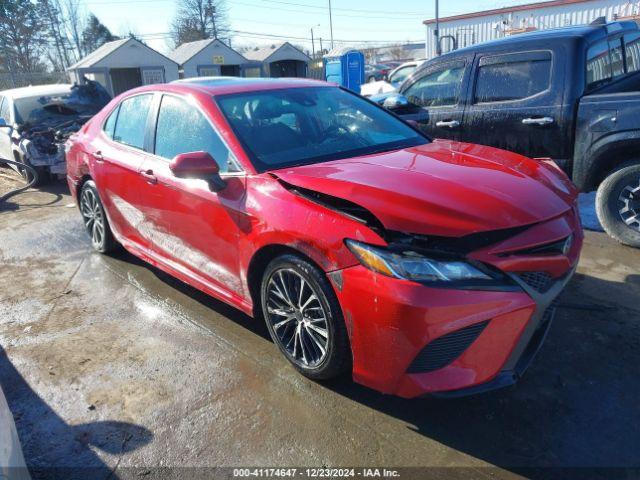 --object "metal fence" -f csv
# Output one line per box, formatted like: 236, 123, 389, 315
0, 71, 70, 90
